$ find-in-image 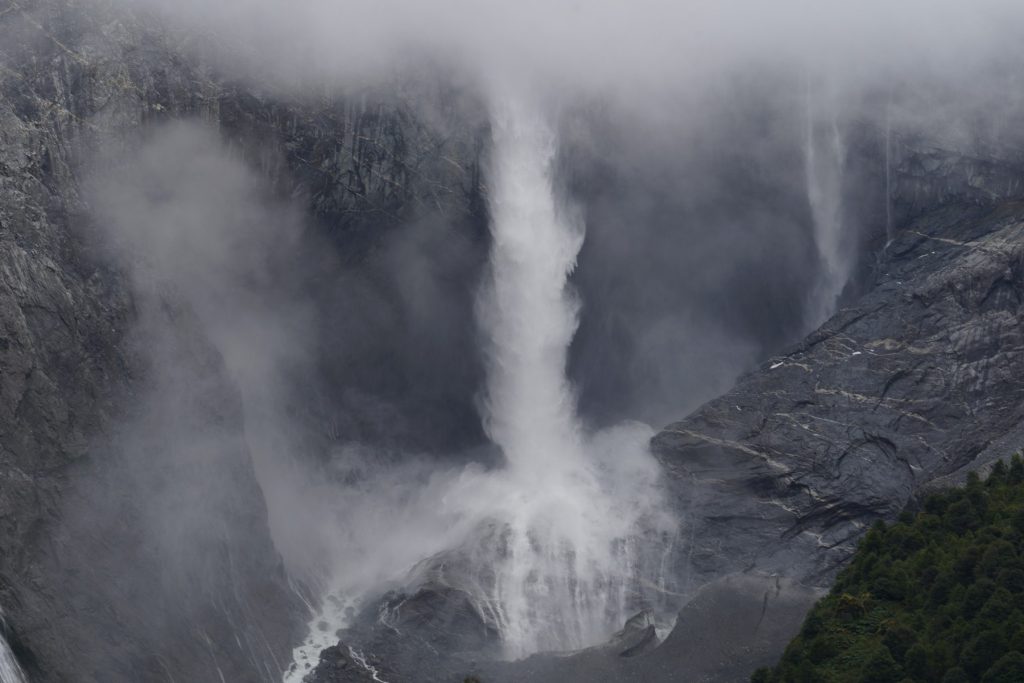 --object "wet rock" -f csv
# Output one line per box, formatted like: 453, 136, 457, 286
313, 199, 1024, 683
607, 611, 659, 658
379, 574, 818, 683
0, 1, 483, 681
374, 582, 501, 656
307, 645, 387, 683
636, 574, 823, 682
654, 200, 1024, 595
